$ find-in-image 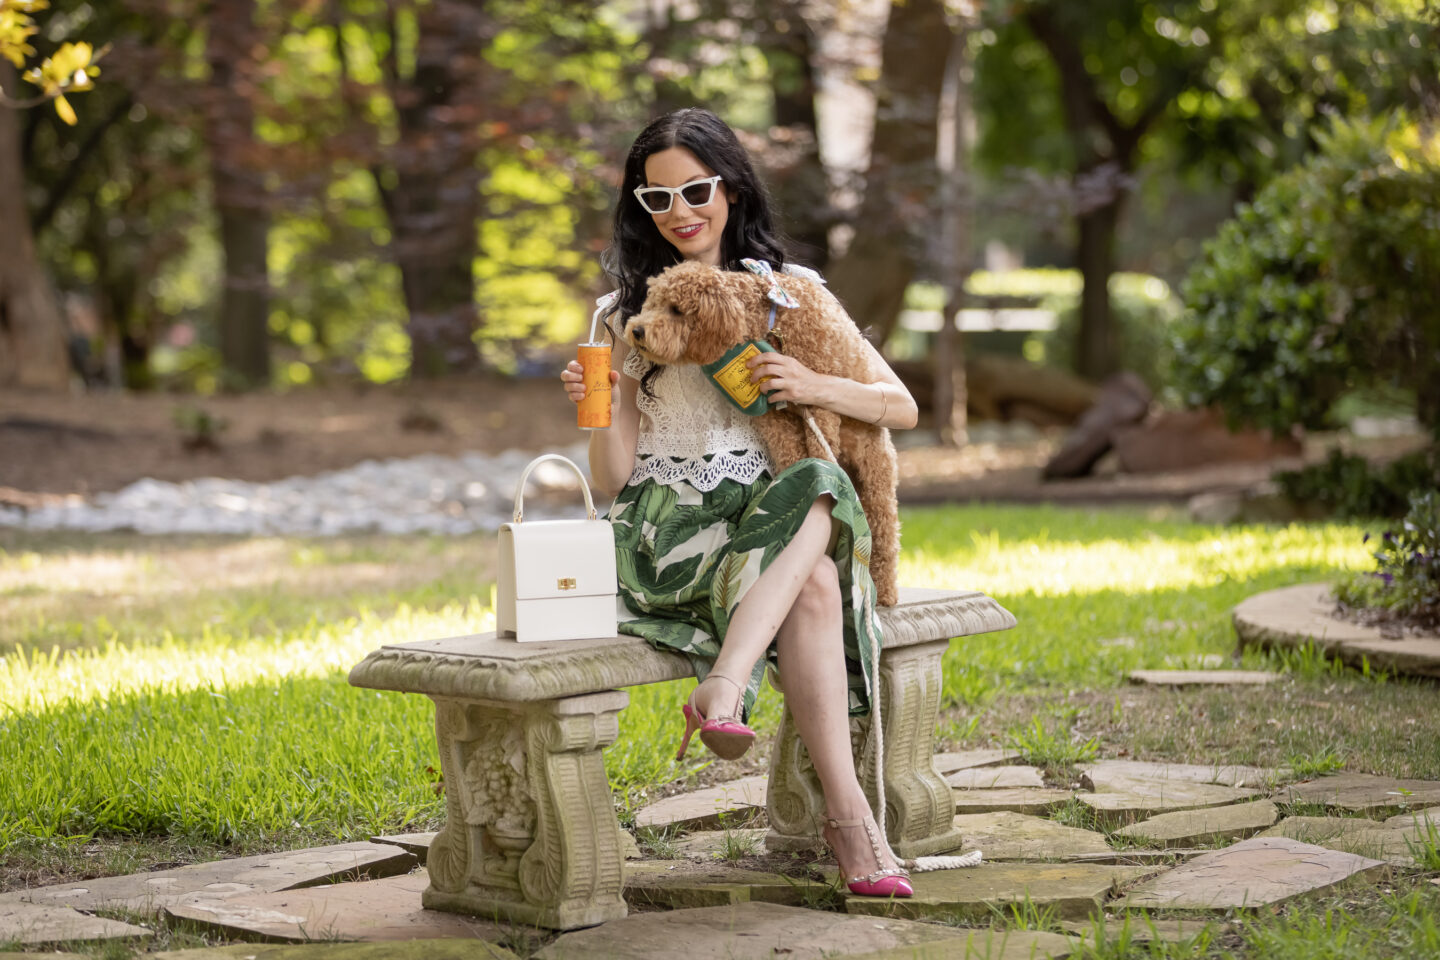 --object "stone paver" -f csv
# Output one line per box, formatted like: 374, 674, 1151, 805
933, 749, 1022, 775
953, 788, 1074, 817
952, 812, 1112, 861
623, 860, 827, 908
163, 871, 514, 944
1128, 669, 1280, 686
1385, 807, 1440, 831
371, 832, 436, 862
152, 942, 516, 959
946, 766, 1045, 789
1234, 582, 1440, 679
4, 842, 416, 917
1083, 760, 1284, 789
534, 901, 968, 959
843, 863, 1153, 922
846, 929, 1074, 959
0, 901, 152, 947
1078, 776, 1259, 827
1259, 817, 1422, 865
1122, 836, 1387, 911
1282, 773, 1440, 818
669, 828, 768, 860
634, 776, 767, 832
1113, 799, 1279, 848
